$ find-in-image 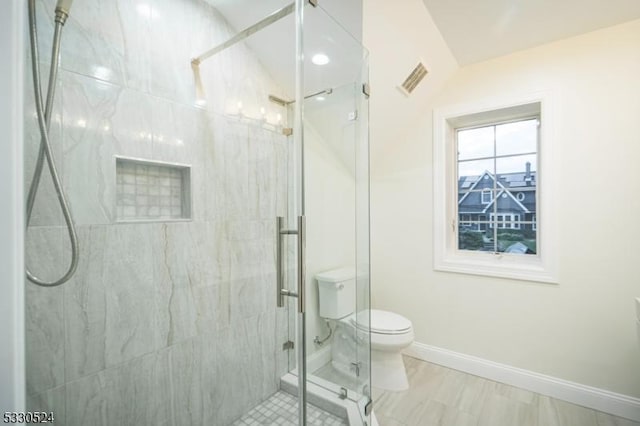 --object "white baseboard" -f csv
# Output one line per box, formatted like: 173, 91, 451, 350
405, 341, 640, 422
307, 345, 332, 373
